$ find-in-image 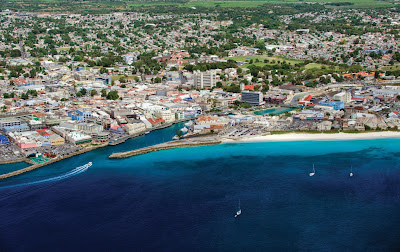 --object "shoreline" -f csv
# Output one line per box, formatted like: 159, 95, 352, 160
221, 131, 400, 143
0, 144, 107, 180
0, 119, 194, 179
3, 129, 400, 179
